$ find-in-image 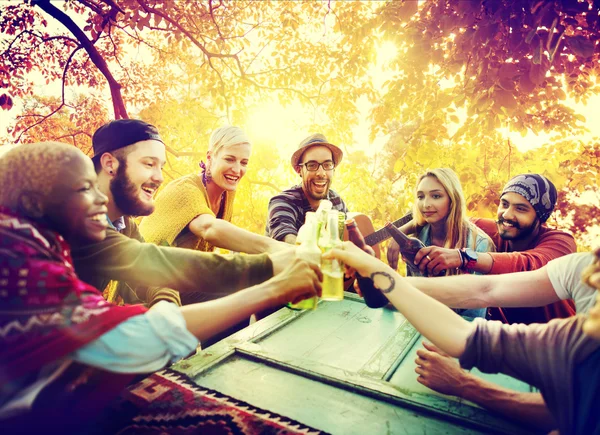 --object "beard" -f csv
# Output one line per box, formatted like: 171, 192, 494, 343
110, 160, 156, 217
303, 177, 330, 202
497, 216, 539, 240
